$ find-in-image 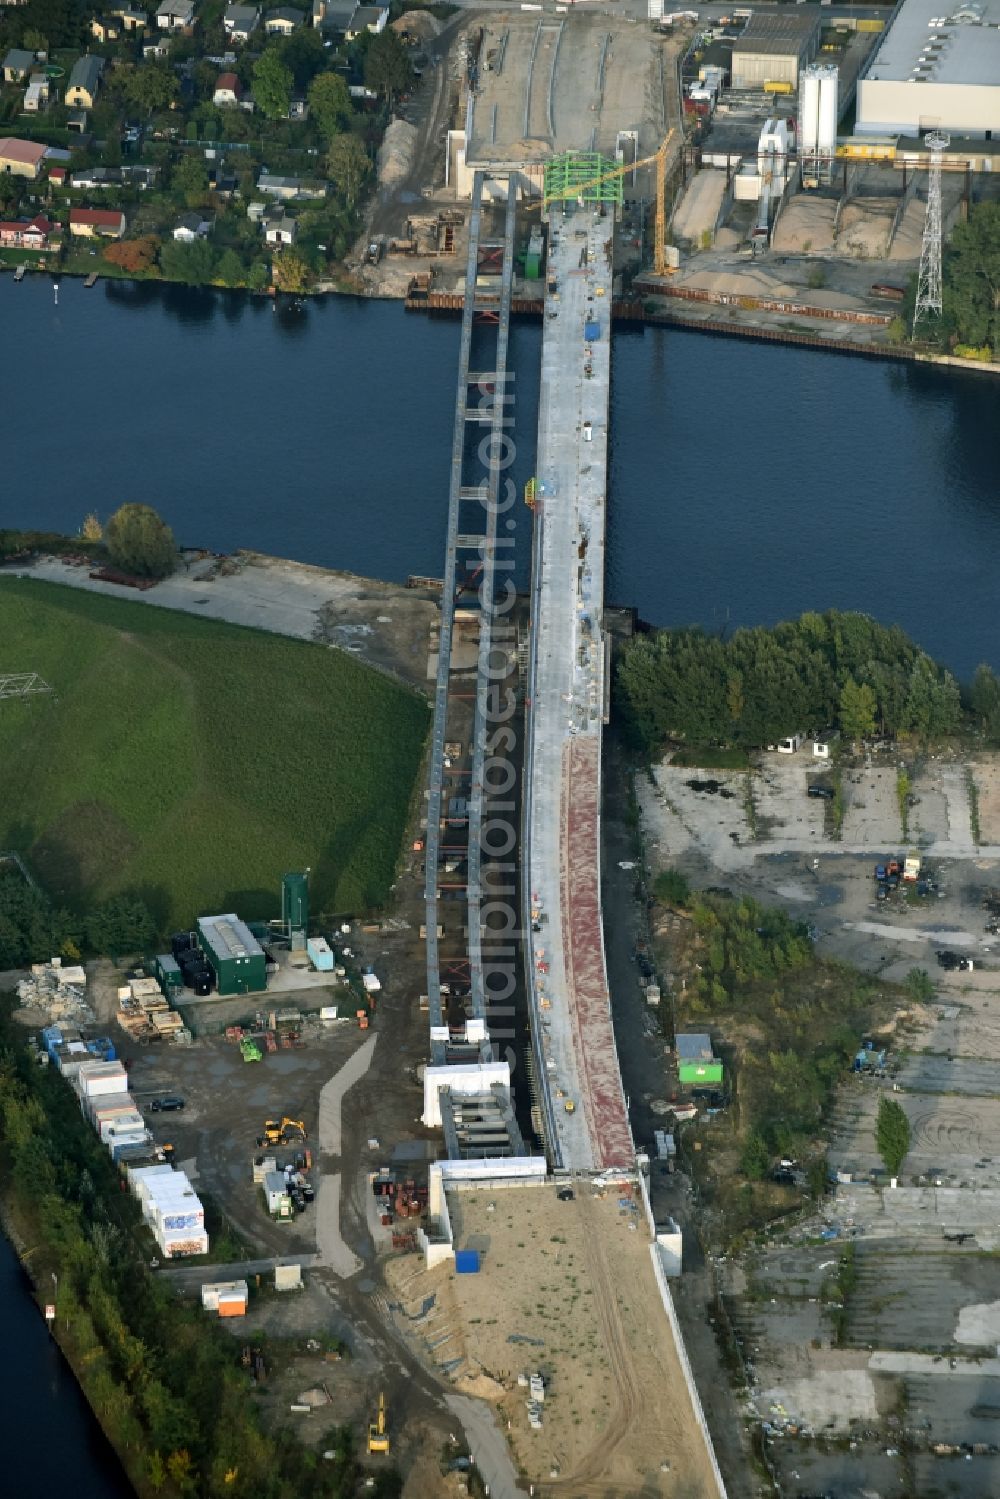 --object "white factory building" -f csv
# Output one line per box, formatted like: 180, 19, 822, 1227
857, 0, 1000, 138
